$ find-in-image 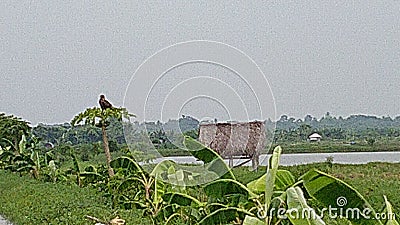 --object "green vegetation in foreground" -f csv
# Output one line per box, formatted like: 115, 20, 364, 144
1, 162, 399, 224
233, 162, 400, 213
0, 170, 150, 225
